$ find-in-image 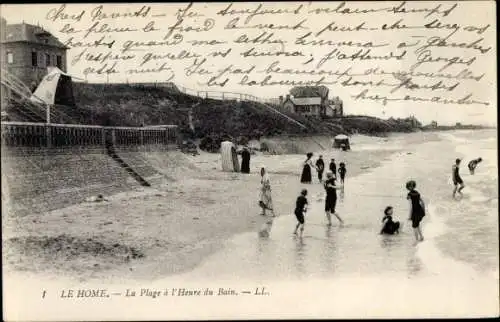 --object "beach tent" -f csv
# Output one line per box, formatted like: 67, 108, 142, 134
30, 67, 76, 106
333, 134, 350, 150
221, 141, 240, 172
